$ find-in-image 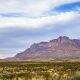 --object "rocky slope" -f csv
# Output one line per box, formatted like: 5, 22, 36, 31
7, 36, 80, 61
